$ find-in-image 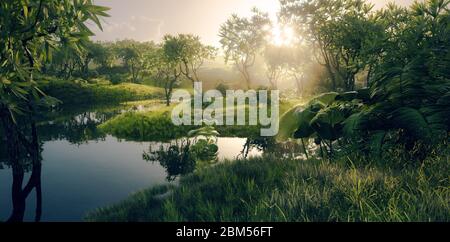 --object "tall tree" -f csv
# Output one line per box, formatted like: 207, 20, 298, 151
285, 45, 314, 97
92, 41, 116, 71
115, 40, 147, 83
264, 45, 290, 89
219, 8, 271, 89
0, 0, 109, 222
174, 34, 216, 87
